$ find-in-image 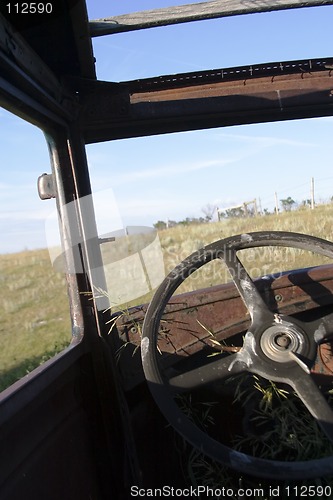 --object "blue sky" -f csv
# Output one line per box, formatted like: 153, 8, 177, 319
1, 1, 333, 252
86, 1, 333, 232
